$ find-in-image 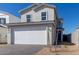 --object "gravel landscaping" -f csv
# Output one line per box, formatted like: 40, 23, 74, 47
35, 45, 79, 55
